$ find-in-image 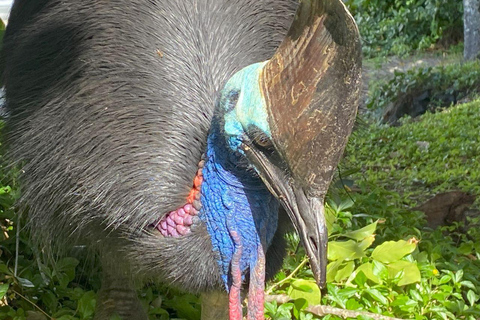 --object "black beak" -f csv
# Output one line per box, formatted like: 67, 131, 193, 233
242, 142, 328, 288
